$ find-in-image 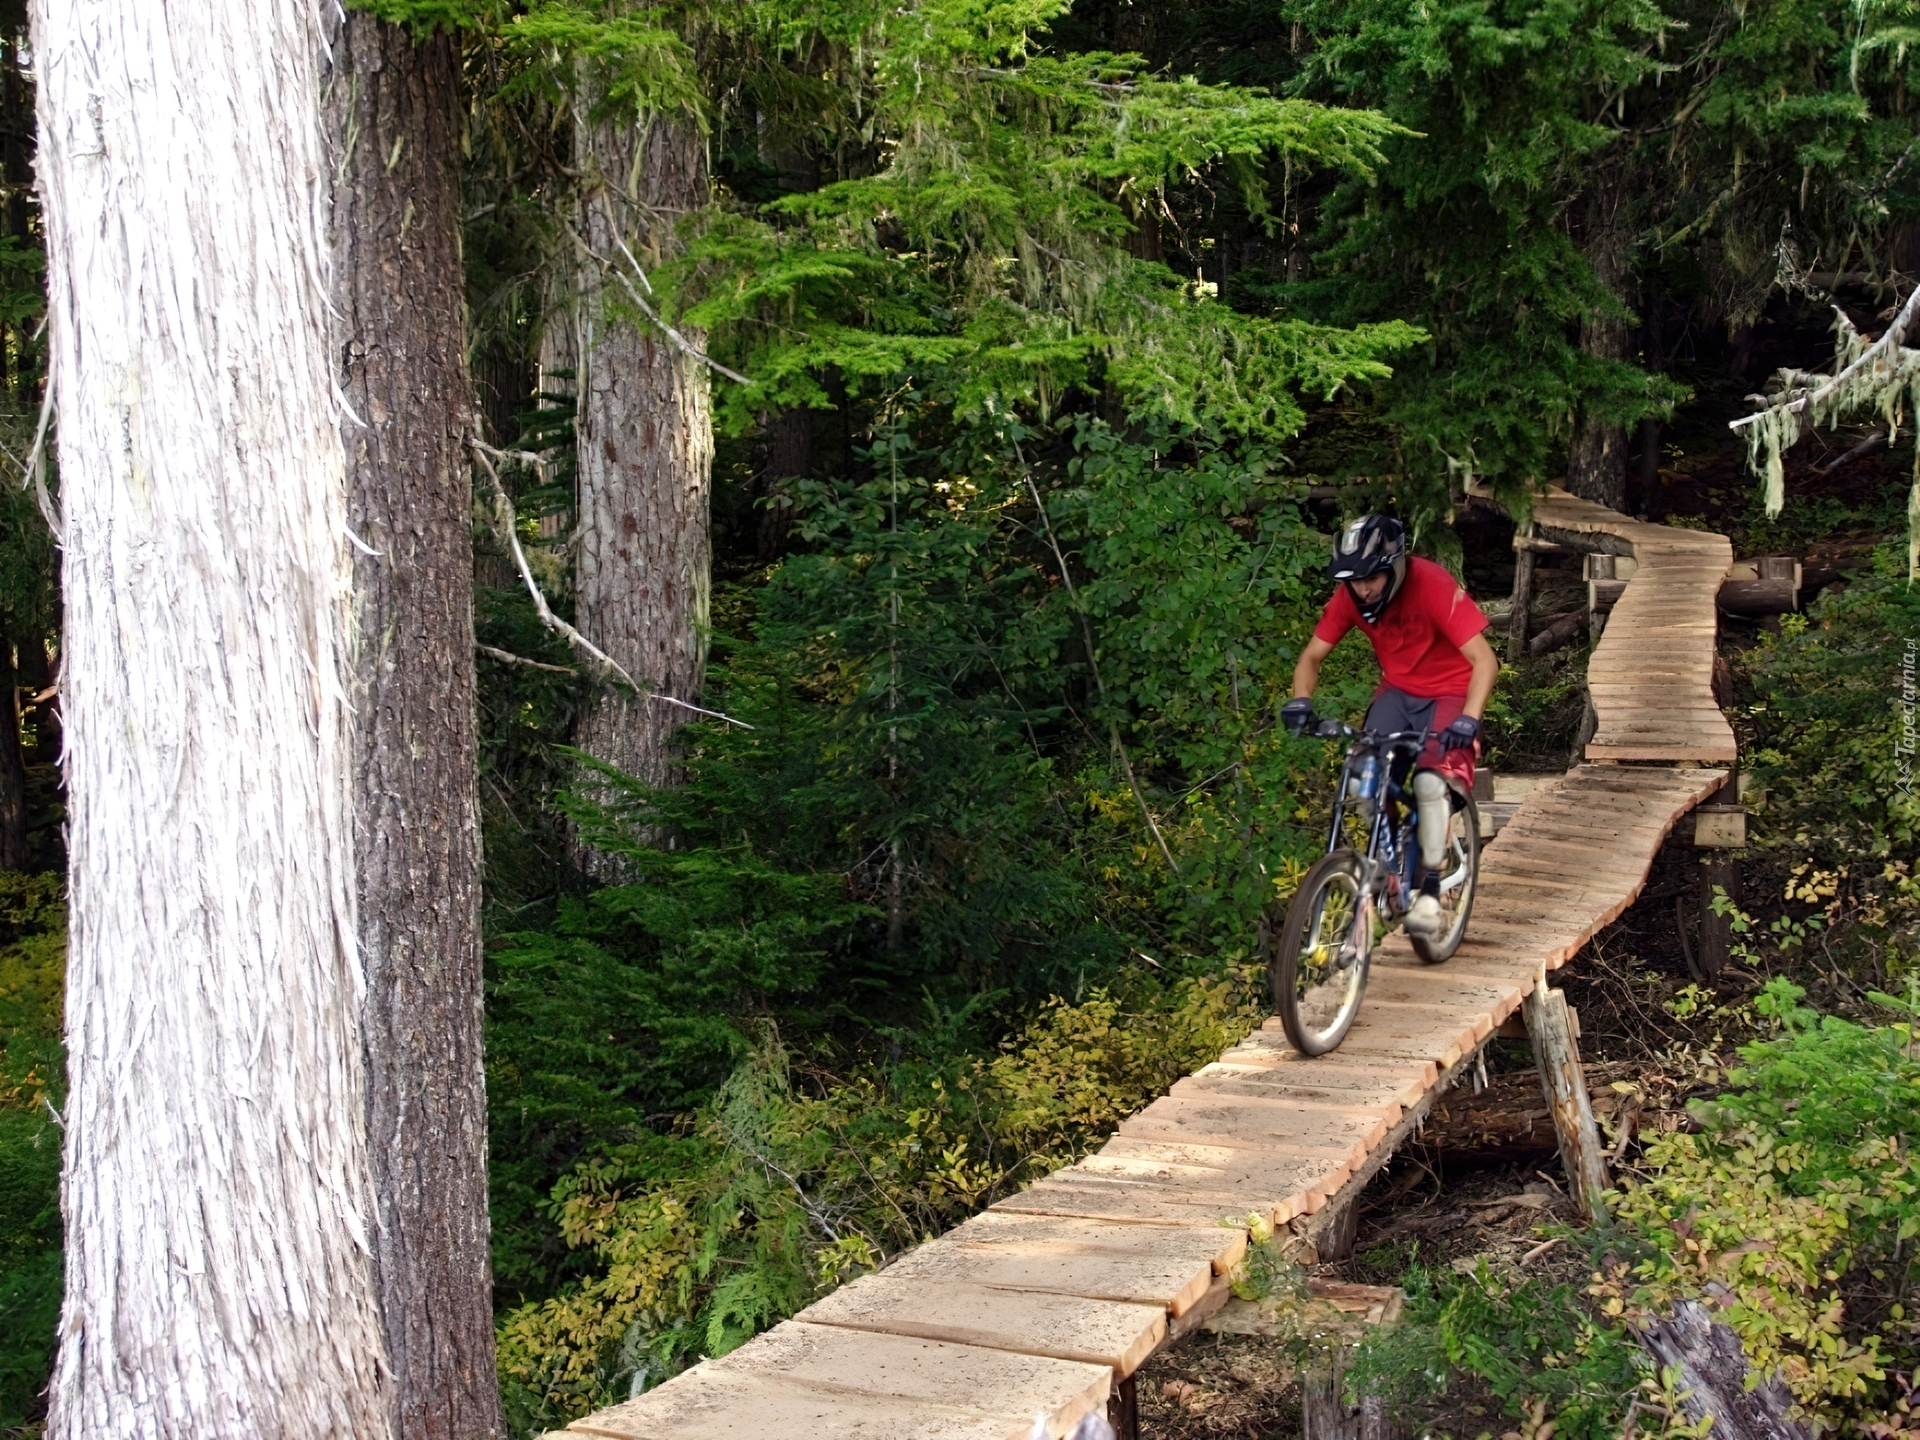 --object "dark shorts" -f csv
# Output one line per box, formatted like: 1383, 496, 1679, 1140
1363, 685, 1477, 794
